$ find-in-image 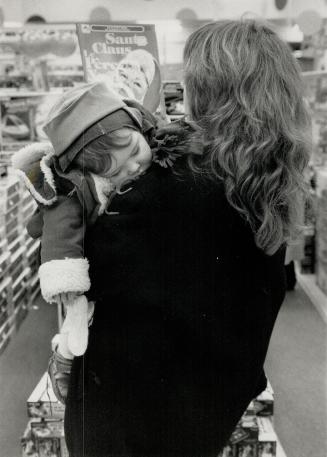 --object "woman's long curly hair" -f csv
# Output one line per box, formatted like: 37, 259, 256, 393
183, 19, 311, 255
